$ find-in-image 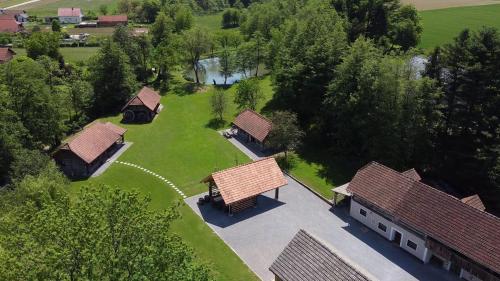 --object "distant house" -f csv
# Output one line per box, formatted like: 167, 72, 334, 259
0, 18, 23, 33
53, 122, 126, 178
0, 9, 28, 23
202, 157, 287, 215
335, 162, 500, 281
270, 229, 374, 281
232, 109, 272, 146
97, 15, 127, 27
122, 87, 161, 123
58, 7, 83, 24
0, 48, 15, 63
